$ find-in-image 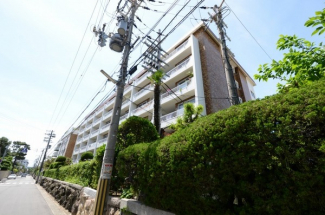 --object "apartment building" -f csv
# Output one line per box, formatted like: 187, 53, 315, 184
71, 23, 256, 163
